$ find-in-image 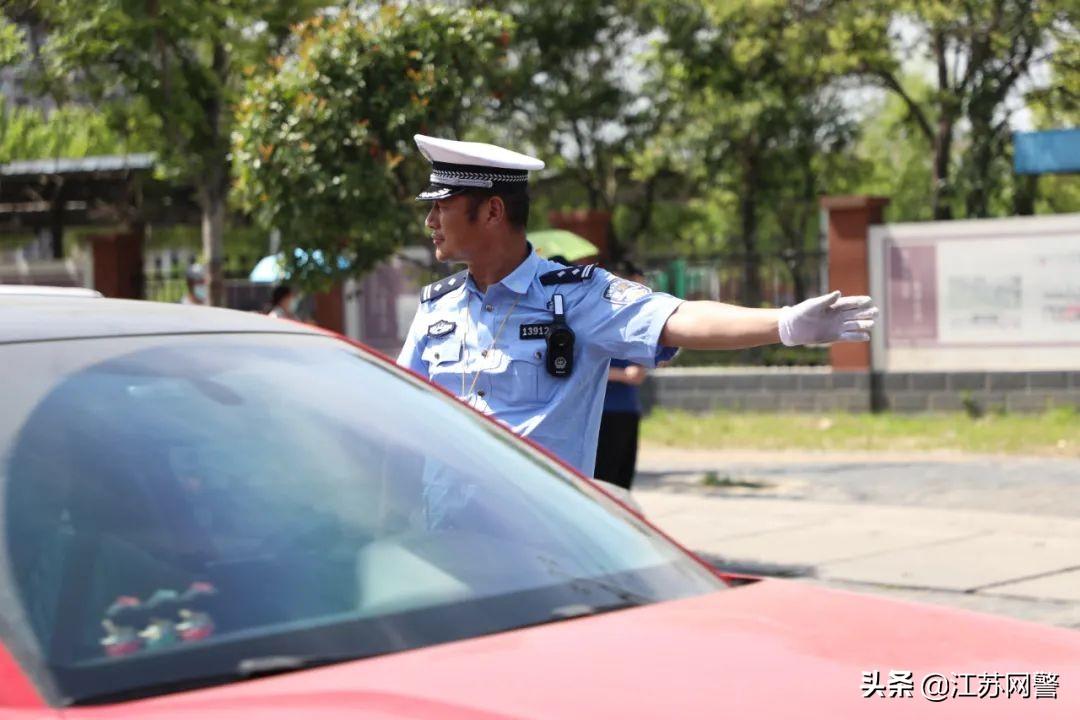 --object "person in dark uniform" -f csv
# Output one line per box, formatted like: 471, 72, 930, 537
594, 357, 646, 489
594, 264, 650, 489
